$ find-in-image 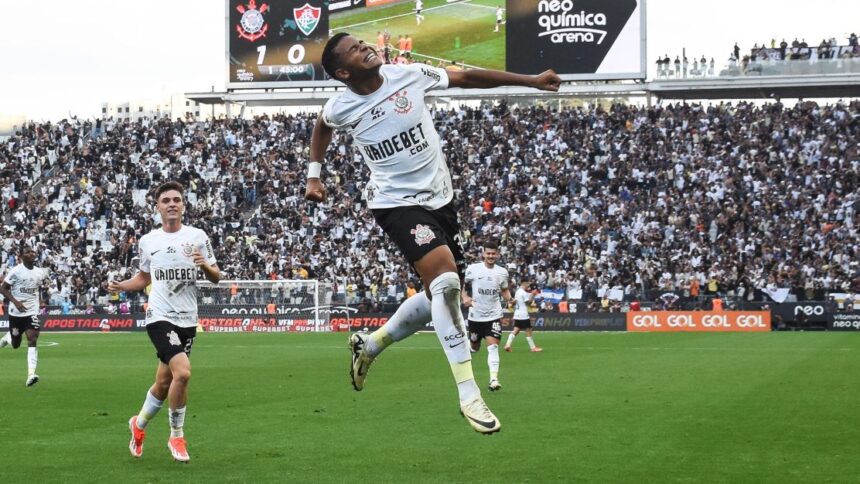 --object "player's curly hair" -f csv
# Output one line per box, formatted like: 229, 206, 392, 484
322, 32, 350, 81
